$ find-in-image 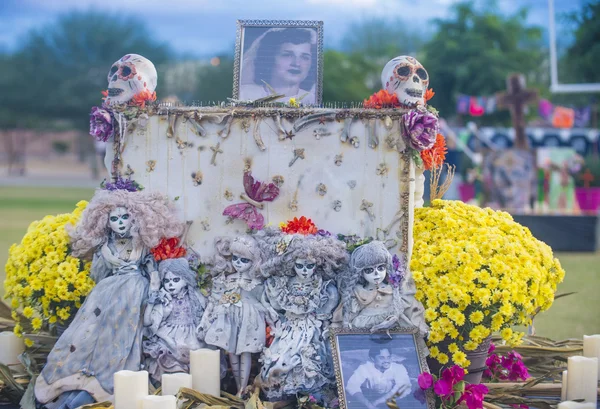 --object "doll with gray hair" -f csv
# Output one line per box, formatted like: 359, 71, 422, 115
259, 234, 347, 400
336, 241, 428, 335
143, 258, 207, 382
35, 188, 184, 408
199, 235, 277, 397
